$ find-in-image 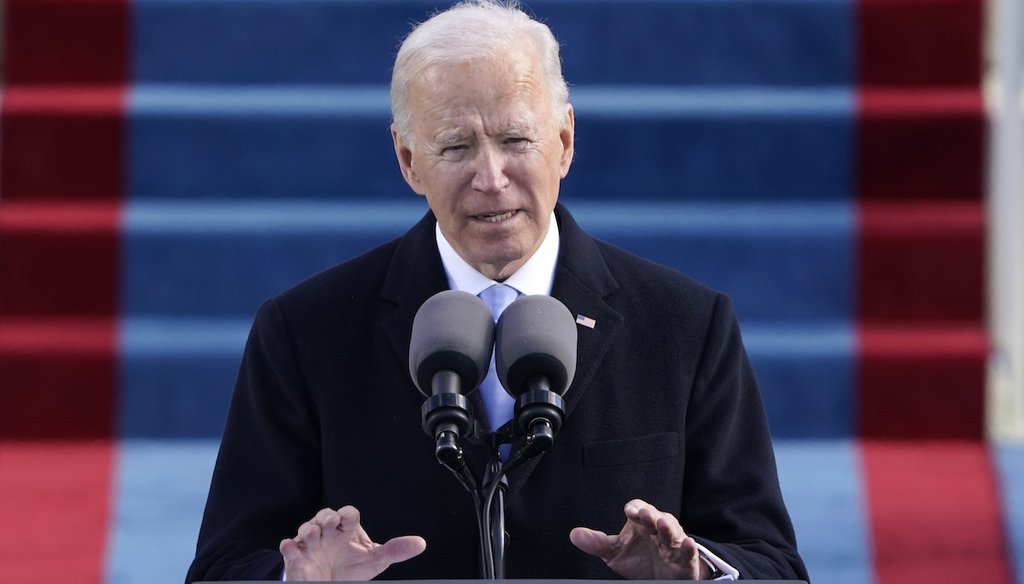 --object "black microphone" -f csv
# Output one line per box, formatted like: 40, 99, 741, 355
494, 295, 578, 456
409, 290, 494, 465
